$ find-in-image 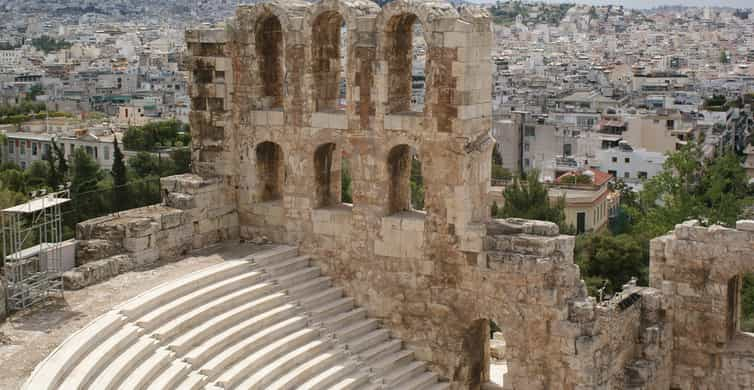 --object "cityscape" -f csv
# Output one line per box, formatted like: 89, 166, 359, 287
1, 0, 754, 389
